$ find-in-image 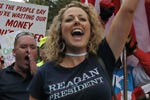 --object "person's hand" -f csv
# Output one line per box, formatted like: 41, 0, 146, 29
99, 0, 115, 23
28, 54, 37, 75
